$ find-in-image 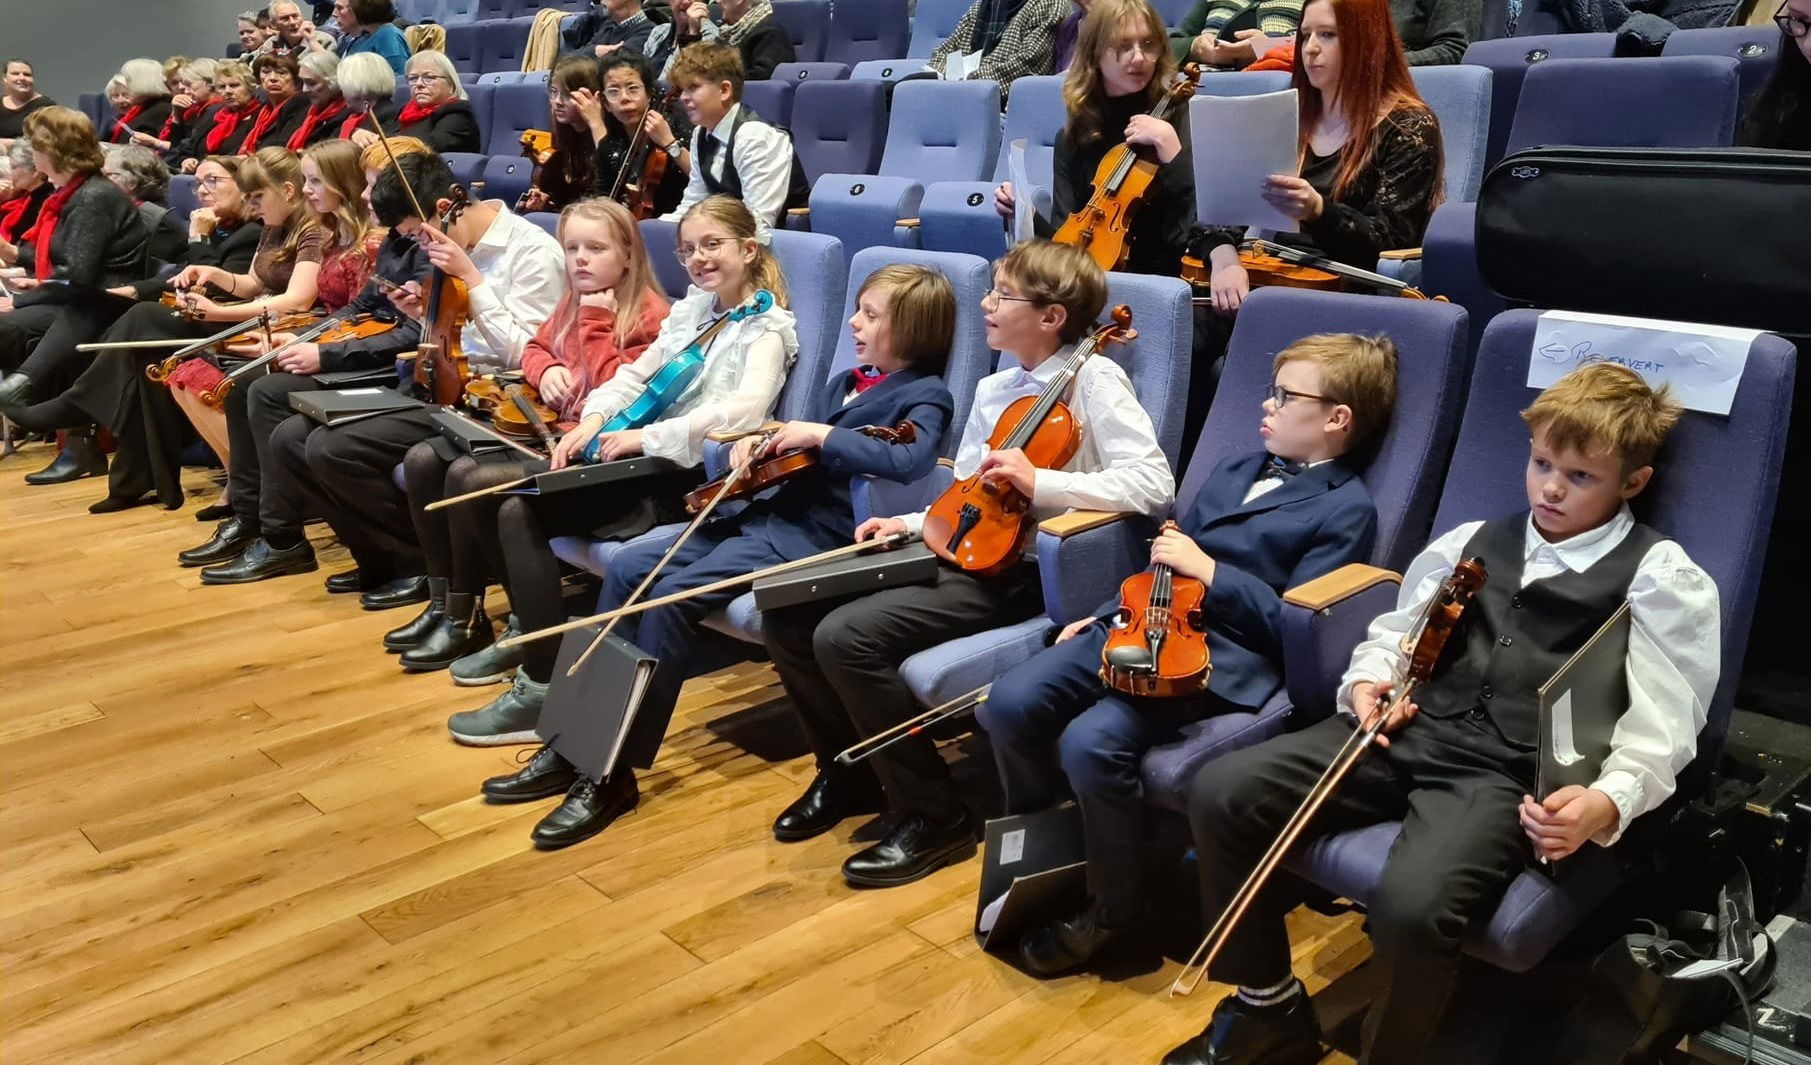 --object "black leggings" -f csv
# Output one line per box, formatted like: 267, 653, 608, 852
400, 438, 539, 595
